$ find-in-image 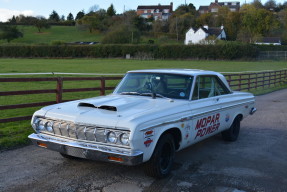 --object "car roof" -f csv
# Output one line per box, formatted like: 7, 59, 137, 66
127, 69, 221, 76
